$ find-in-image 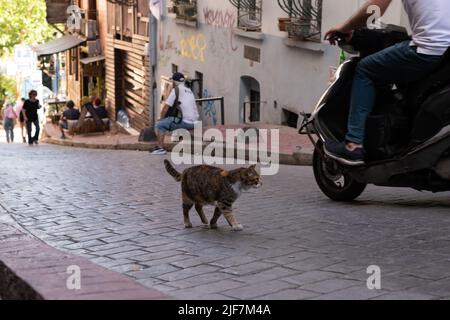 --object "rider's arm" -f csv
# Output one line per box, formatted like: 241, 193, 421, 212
325, 0, 392, 43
